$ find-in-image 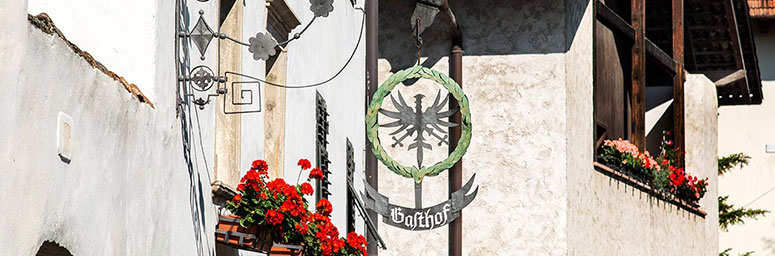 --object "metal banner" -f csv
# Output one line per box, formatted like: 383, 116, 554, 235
362, 175, 478, 231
